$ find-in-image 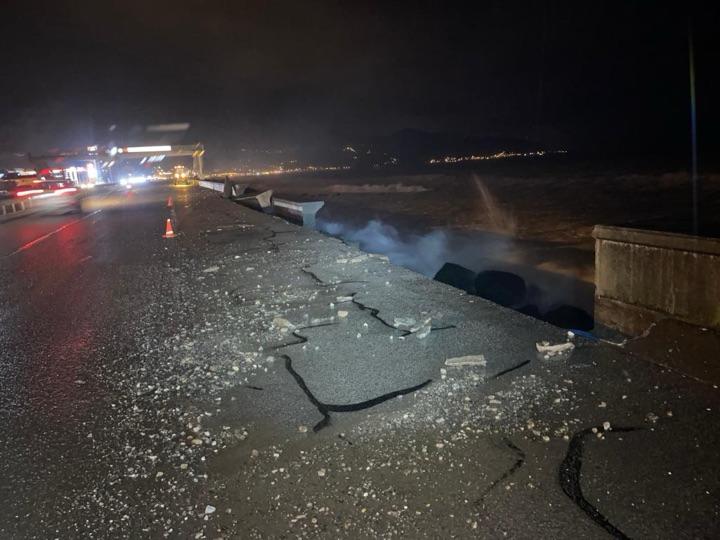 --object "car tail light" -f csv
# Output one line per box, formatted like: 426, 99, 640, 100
15, 189, 45, 197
